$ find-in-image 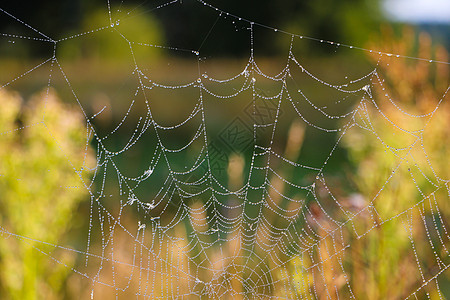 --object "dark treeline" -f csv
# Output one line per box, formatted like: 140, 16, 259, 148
1, 0, 385, 57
